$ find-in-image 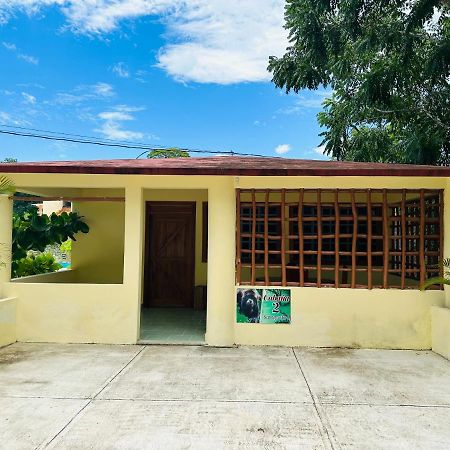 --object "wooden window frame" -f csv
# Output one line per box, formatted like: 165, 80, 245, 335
202, 202, 208, 263
236, 188, 443, 290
